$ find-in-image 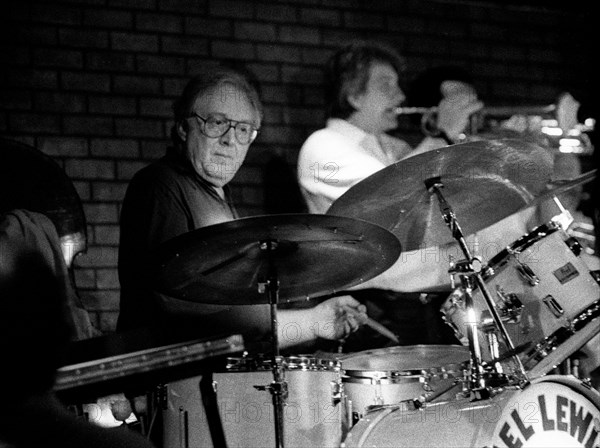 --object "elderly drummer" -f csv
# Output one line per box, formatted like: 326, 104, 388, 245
117, 66, 366, 350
